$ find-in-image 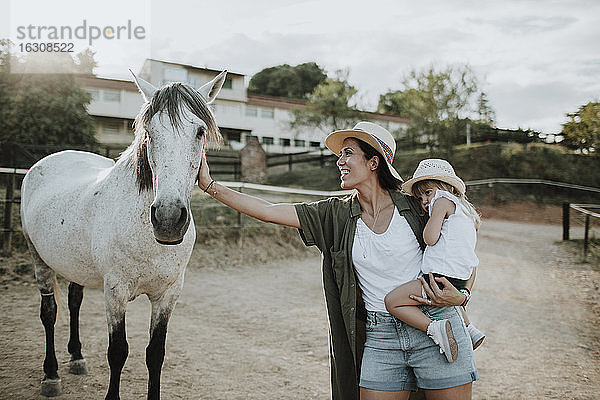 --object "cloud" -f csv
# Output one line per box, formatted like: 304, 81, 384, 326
489, 81, 598, 132
93, 0, 600, 134
470, 16, 578, 34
